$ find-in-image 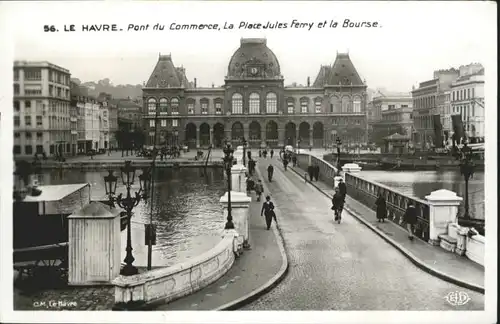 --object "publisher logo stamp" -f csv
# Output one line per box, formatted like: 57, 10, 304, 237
444, 291, 471, 306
